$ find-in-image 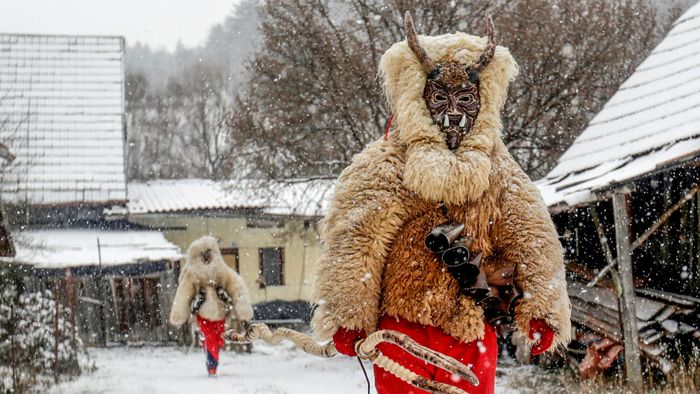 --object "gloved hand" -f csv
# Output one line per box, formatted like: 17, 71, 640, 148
529, 319, 555, 356
333, 327, 367, 357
